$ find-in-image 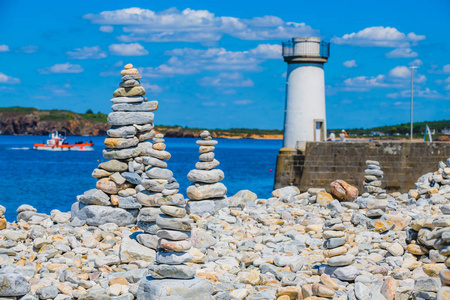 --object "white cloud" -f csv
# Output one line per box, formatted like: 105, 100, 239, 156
331, 26, 425, 47
387, 88, 446, 99
234, 99, 253, 105
0, 45, 9, 52
38, 63, 84, 74
67, 46, 107, 59
100, 26, 114, 33
0, 72, 20, 84
385, 47, 418, 58
141, 82, 162, 93
198, 72, 254, 87
343, 75, 390, 90
444, 64, 450, 73
248, 44, 282, 59
109, 43, 148, 56
409, 59, 423, 67
389, 66, 410, 78
21, 45, 38, 53
84, 7, 318, 43
343, 60, 357, 68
